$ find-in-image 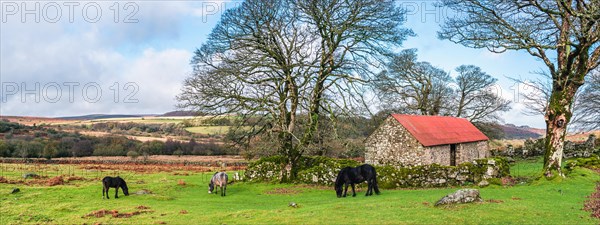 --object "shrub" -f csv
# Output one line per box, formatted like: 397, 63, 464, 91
565, 155, 600, 171
93, 143, 126, 156
173, 150, 184, 157
0, 140, 9, 157
127, 151, 140, 159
